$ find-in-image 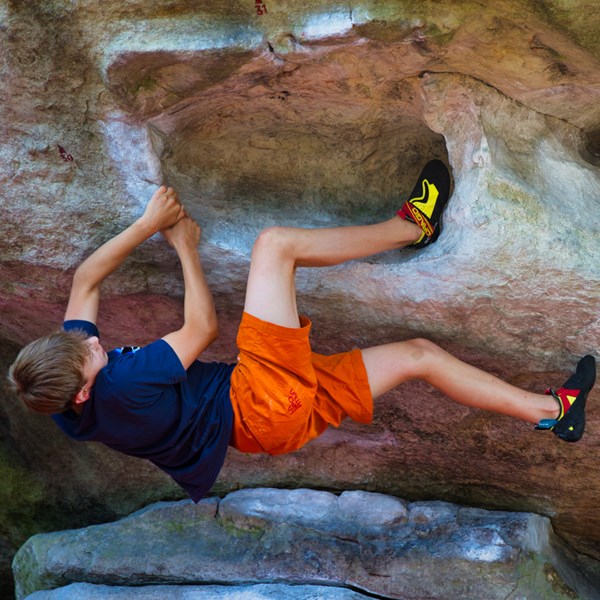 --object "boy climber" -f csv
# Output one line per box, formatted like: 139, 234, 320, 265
8, 160, 596, 502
